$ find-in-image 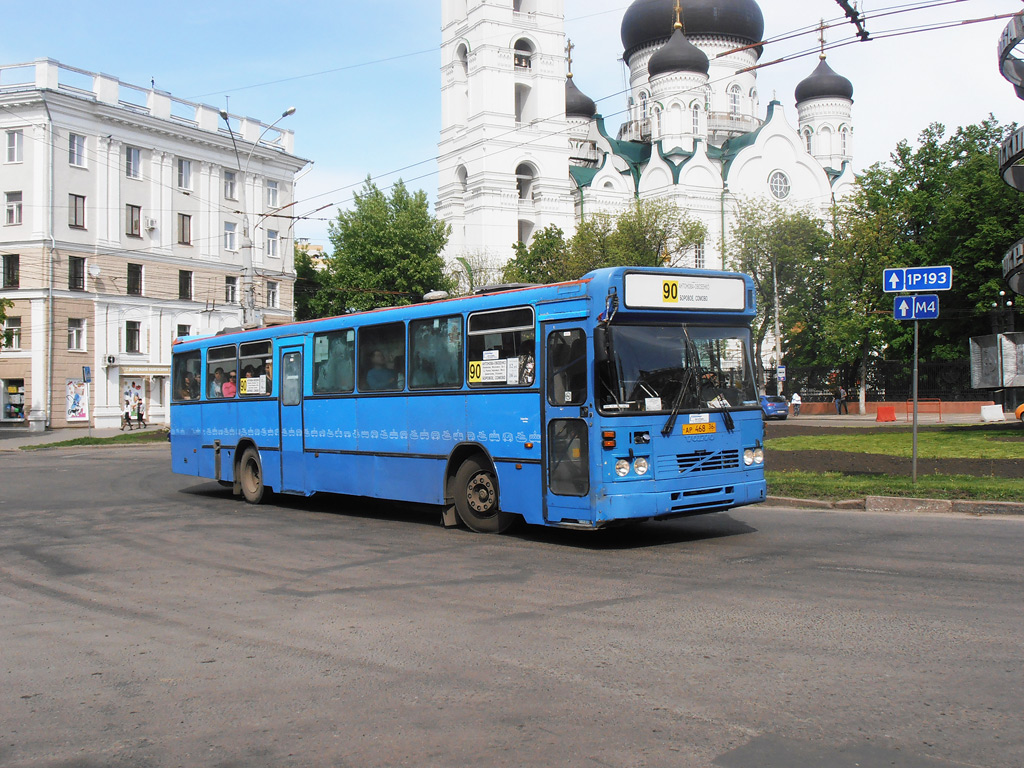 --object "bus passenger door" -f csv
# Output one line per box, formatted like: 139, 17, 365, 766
278, 347, 306, 493
542, 324, 593, 524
